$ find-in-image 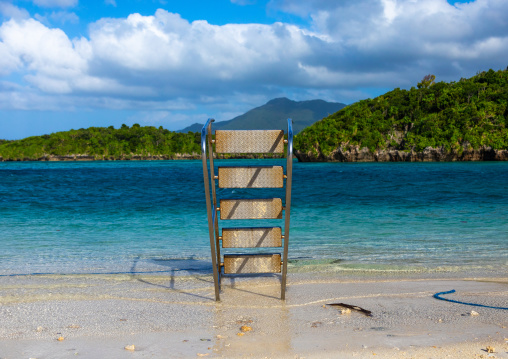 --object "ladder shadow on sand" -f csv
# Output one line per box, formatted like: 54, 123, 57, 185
129, 256, 218, 301
129, 256, 283, 301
